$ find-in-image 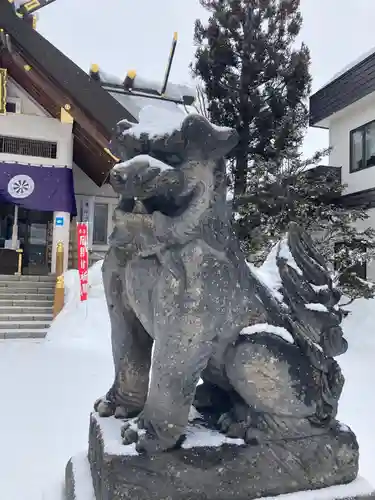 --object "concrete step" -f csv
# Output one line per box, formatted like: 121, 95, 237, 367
0, 320, 51, 330
0, 275, 55, 282
0, 281, 55, 289
0, 313, 53, 321
0, 306, 52, 314
0, 293, 53, 301
0, 286, 54, 294
0, 273, 55, 341
0, 299, 53, 307
0, 329, 48, 339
